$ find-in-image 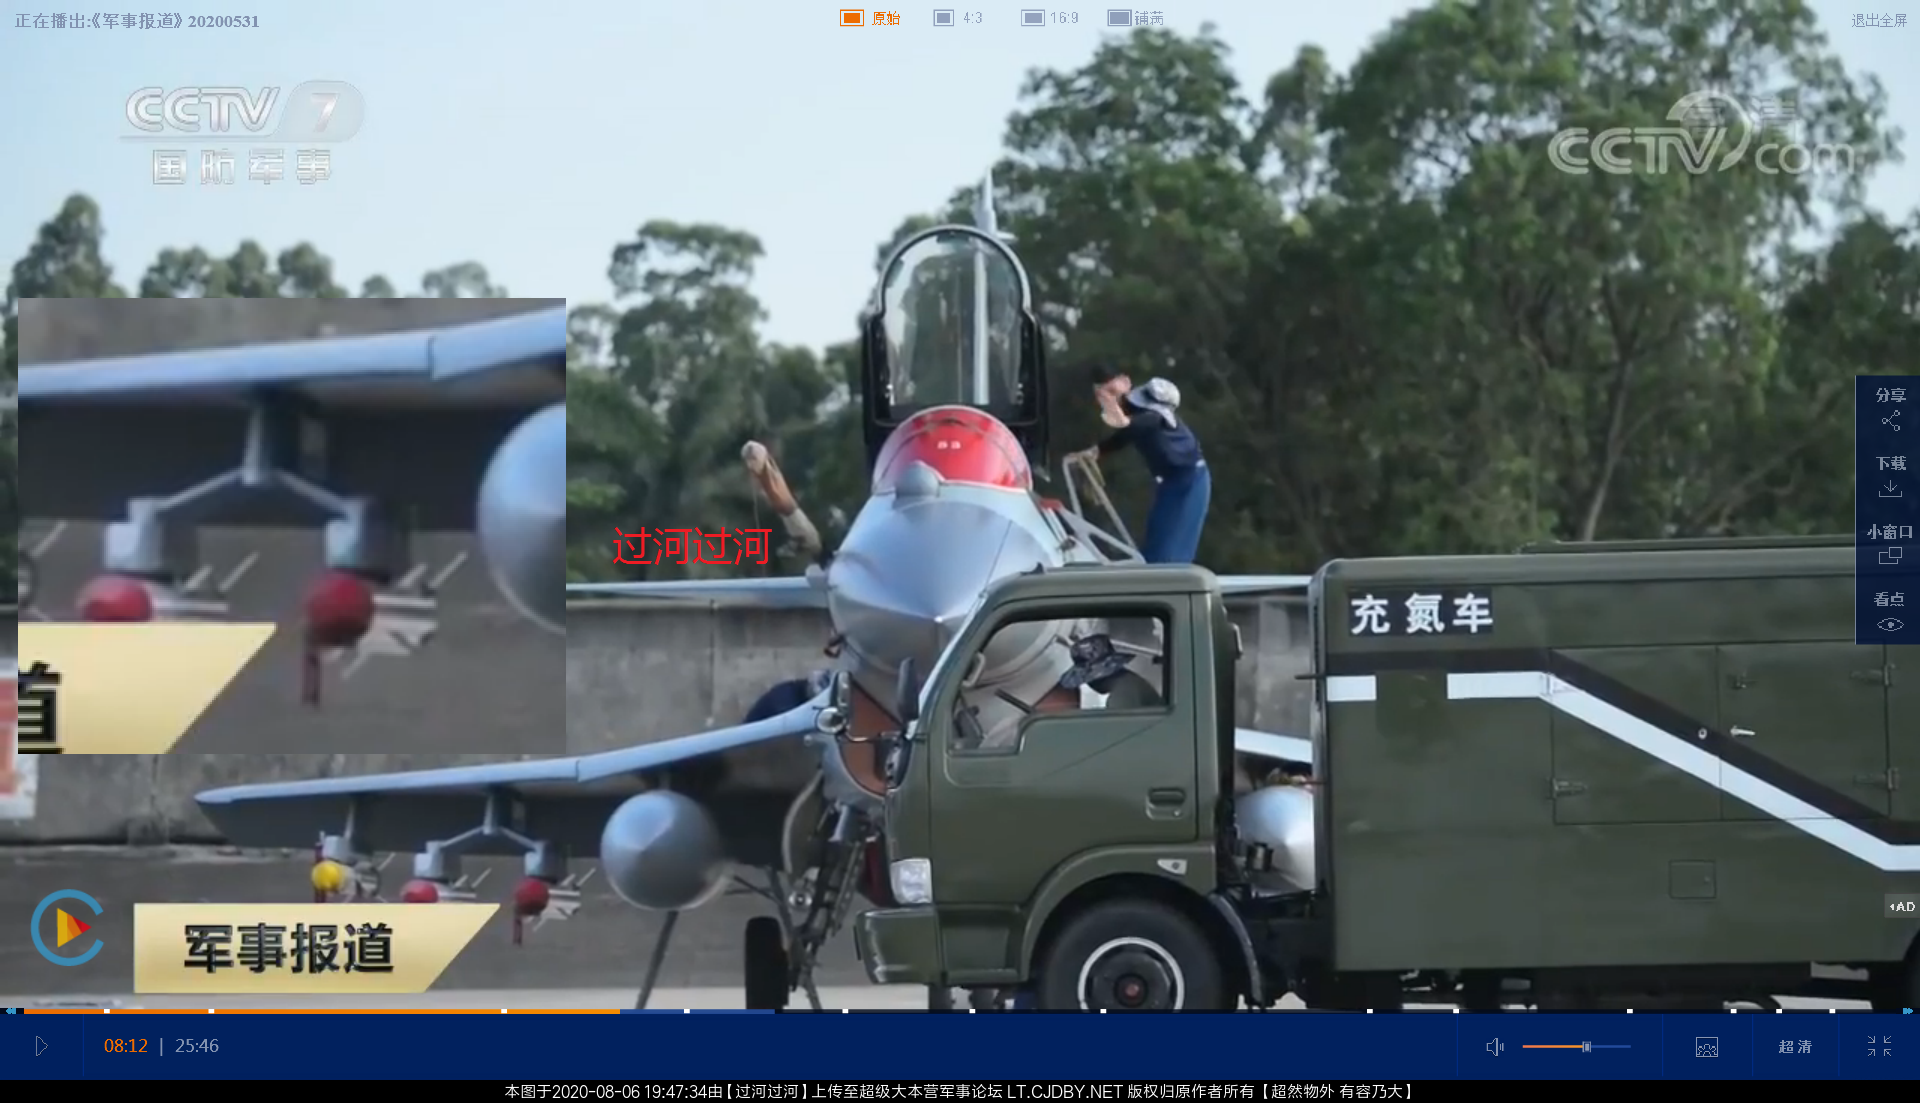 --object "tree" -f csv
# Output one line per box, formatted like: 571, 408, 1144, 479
896, 4, 1909, 570
3, 193, 132, 592
138, 241, 356, 297
418, 262, 508, 298
6, 195, 127, 311
938, 27, 1359, 567
1299, 0, 1896, 548
12, 2, 1918, 592
135, 244, 516, 303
